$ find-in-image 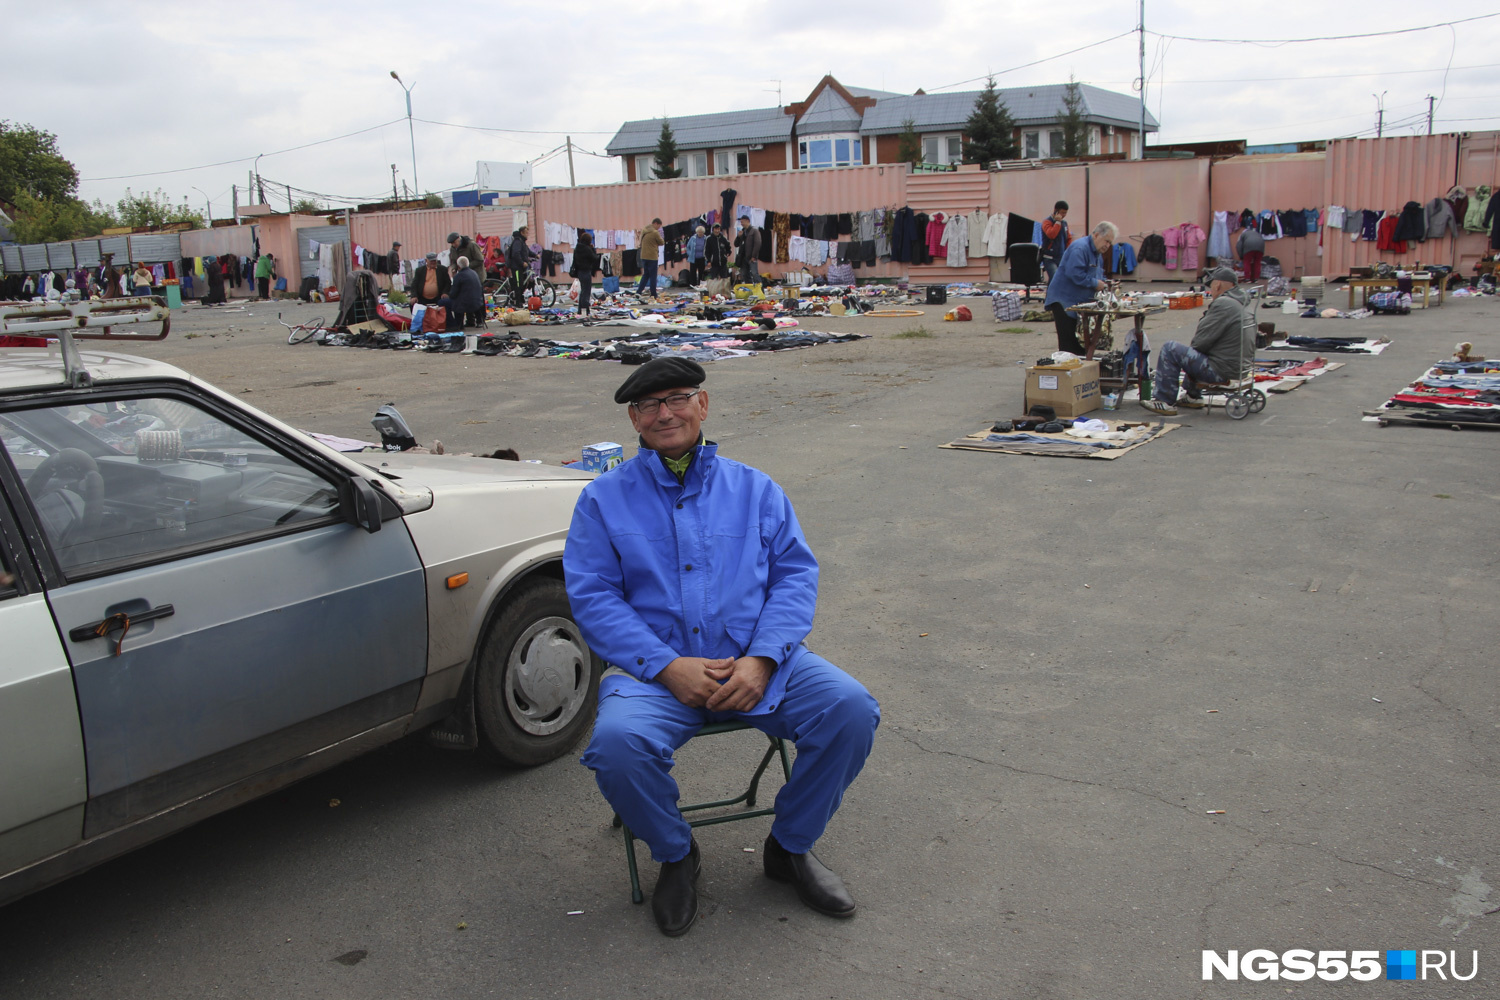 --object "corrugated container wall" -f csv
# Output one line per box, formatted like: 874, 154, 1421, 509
1454, 131, 1498, 276
906, 168, 992, 284
1323, 135, 1463, 277
532, 165, 909, 280
989, 165, 1087, 282
1092, 157, 1212, 282
1212, 153, 1327, 277
126, 233, 184, 265
295, 225, 349, 283
181, 225, 259, 259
